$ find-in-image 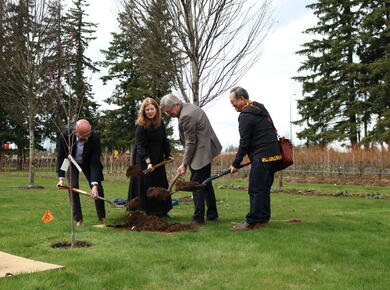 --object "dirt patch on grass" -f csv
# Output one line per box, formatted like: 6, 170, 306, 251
217, 184, 389, 199
280, 173, 390, 187
51, 241, 91, 249
17, 185, 44, 189
273, 188, 389, 199
177, 196, 193, 202
107, 211, 195, 233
